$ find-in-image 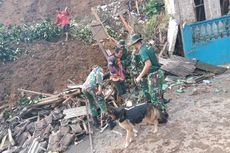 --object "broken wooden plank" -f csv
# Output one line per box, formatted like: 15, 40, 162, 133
119, 15, 133, 34
68, 79, 76, 85
135, 0, 140, 14
195, 61, 227, 74
18, 88, 54, 97
86, 101, 94, 153
160, 59, 196, 77
31, 96, 63, 107
8, 128, 15, 146
158, 42, 168, 58
67, 84, 83, 89
63, 106, 87, 119
0, 135, 7, 150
